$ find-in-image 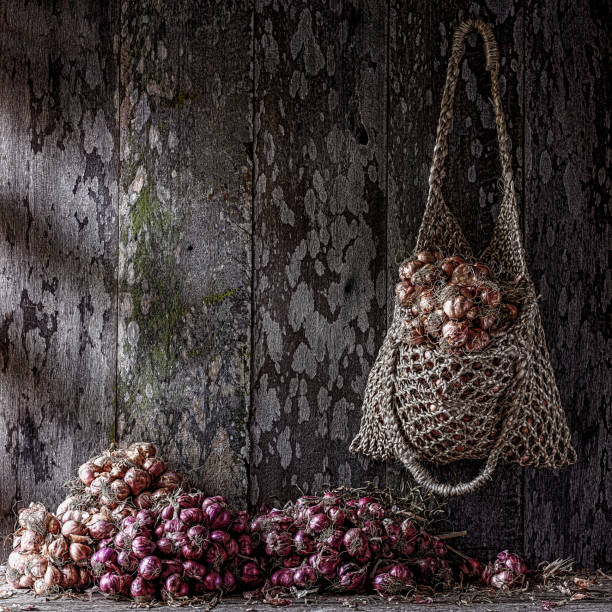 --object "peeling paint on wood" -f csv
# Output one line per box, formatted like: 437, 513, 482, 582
251, 0, 388, 507
522, 0, 611, 569
0, 1, 118, 543
116, 0, 252, 505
